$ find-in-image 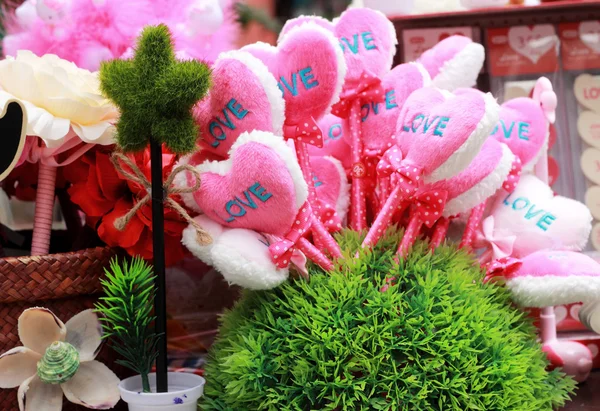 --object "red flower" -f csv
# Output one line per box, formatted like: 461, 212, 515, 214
67, 146, 189, 266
